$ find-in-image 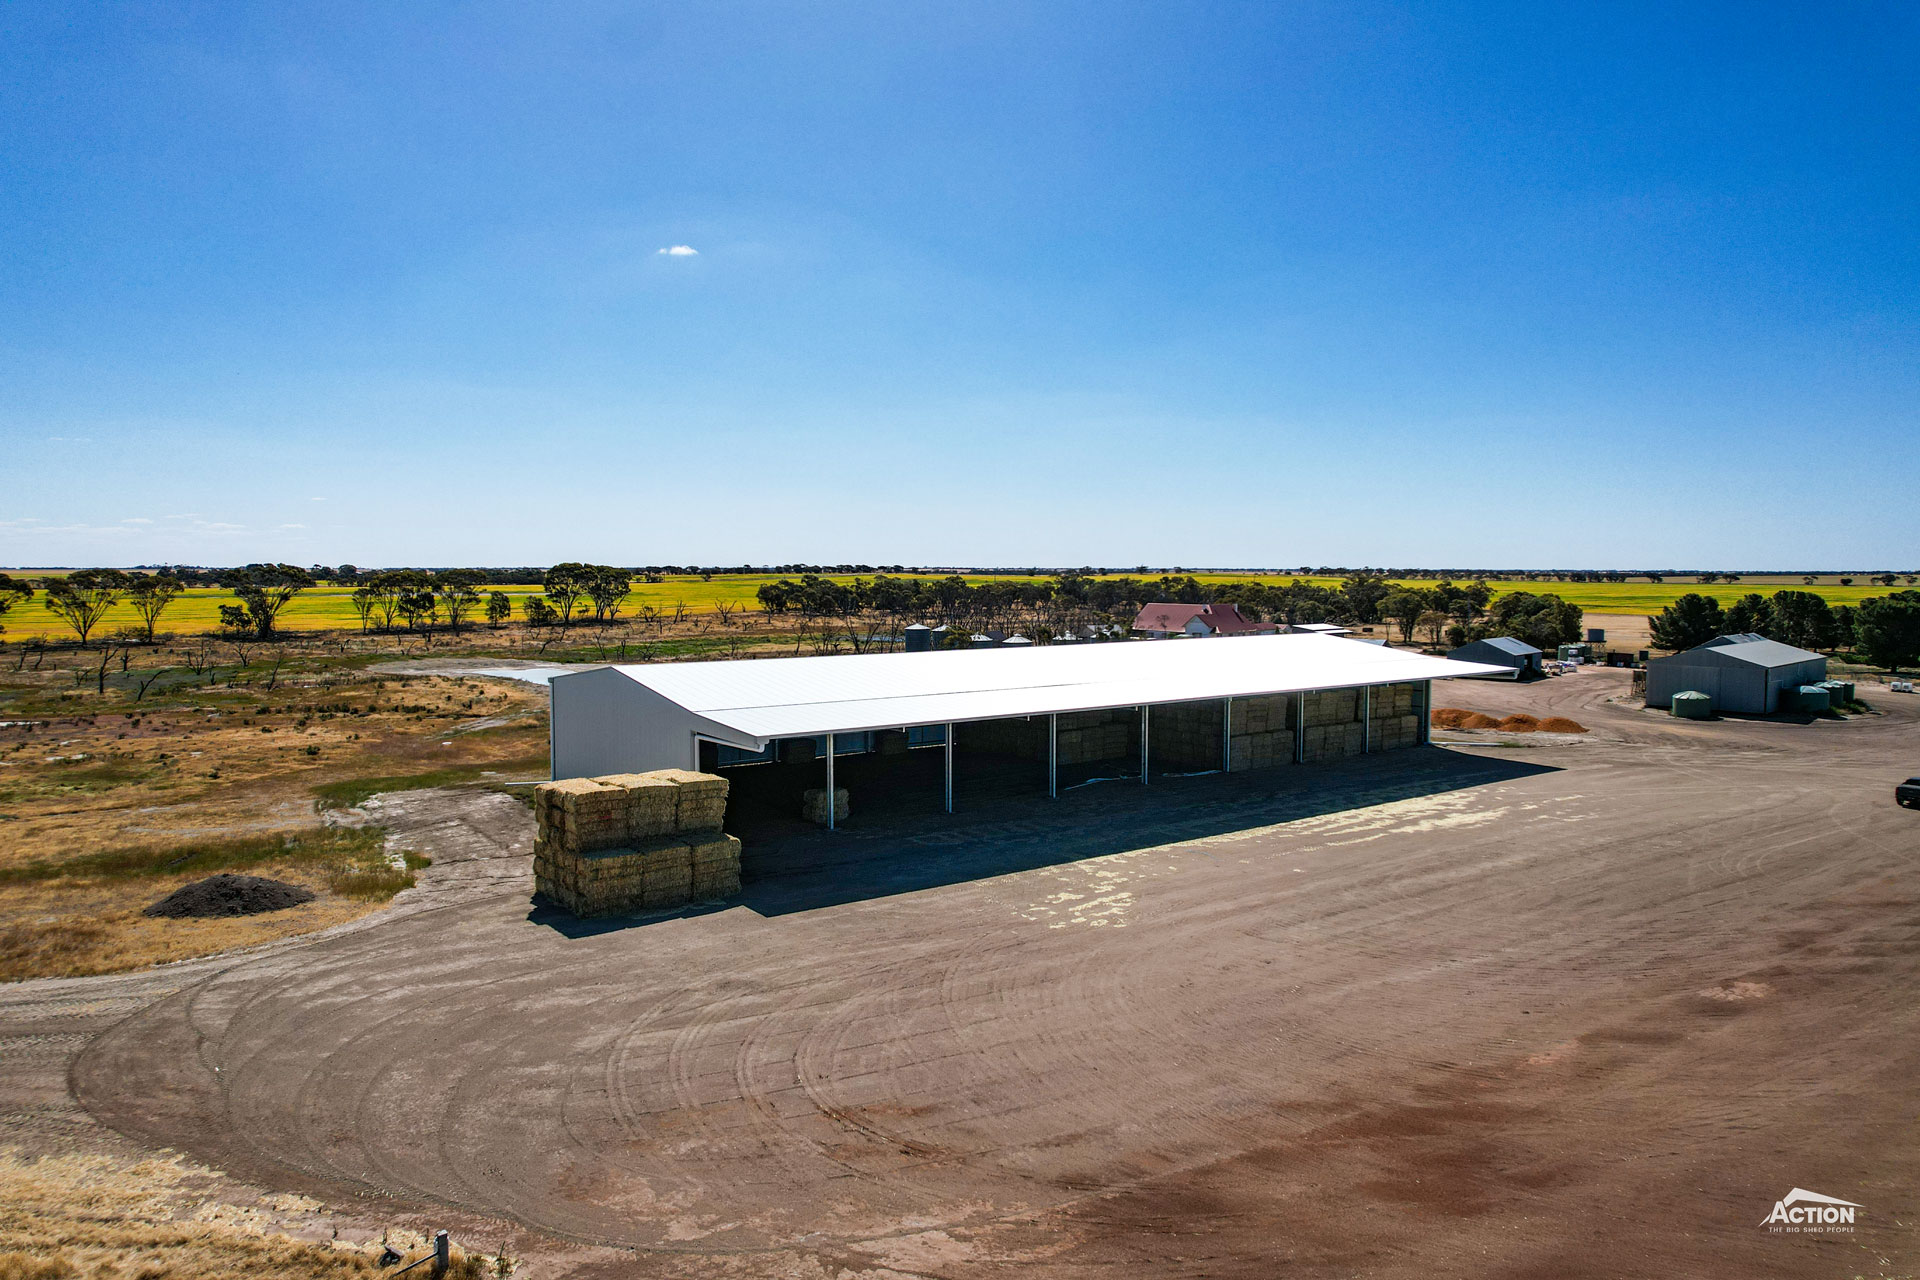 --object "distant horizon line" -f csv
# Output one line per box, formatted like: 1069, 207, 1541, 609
3, 564, 1914, 578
